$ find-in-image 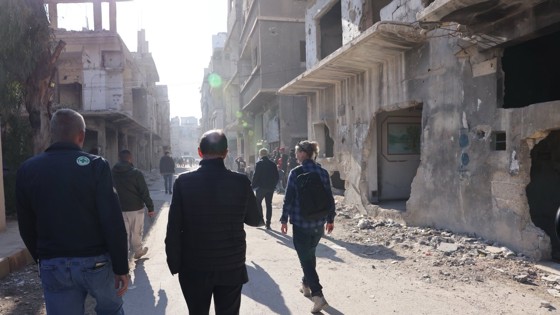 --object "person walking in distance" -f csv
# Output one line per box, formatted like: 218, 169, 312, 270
159, 151, 175, 194
280, 140, 336, 313
252, 148, 280, 230
16, 108, 129, 314
165, 129, 264, 315
112, 149, 155, 260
